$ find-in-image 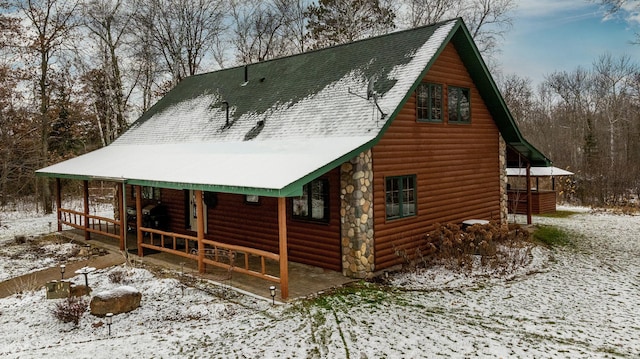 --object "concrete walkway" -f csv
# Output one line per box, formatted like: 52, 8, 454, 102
0, 252, 126, 298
